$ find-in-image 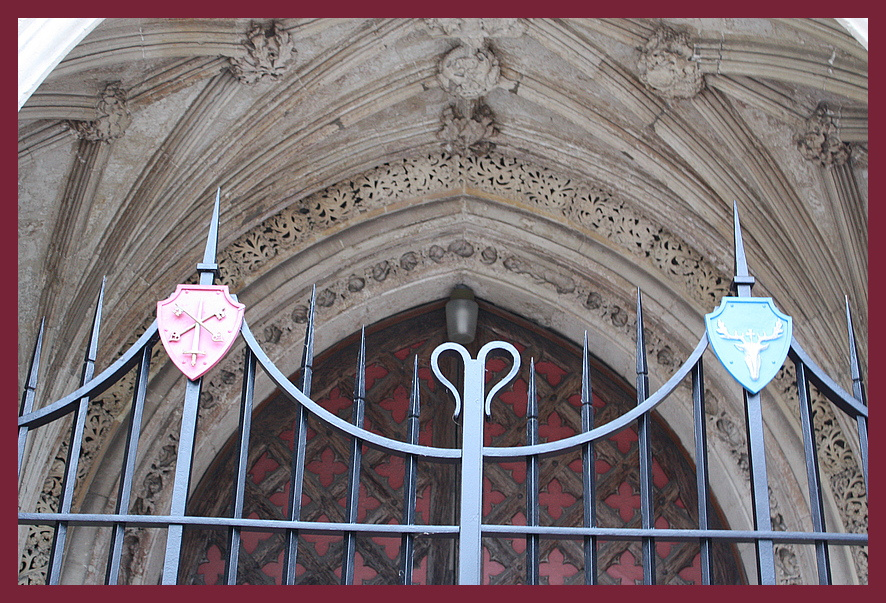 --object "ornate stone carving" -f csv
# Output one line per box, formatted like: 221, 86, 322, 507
438, 103, 498, 155
437, 43, 501, 100
502, 254, 576, 294
214, 153, 731, 313
424, 18, 526, 42
637, 28, 704, 99
796, 104, 851, 167
67, 83, 132, 142
229, 21, 295, 85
